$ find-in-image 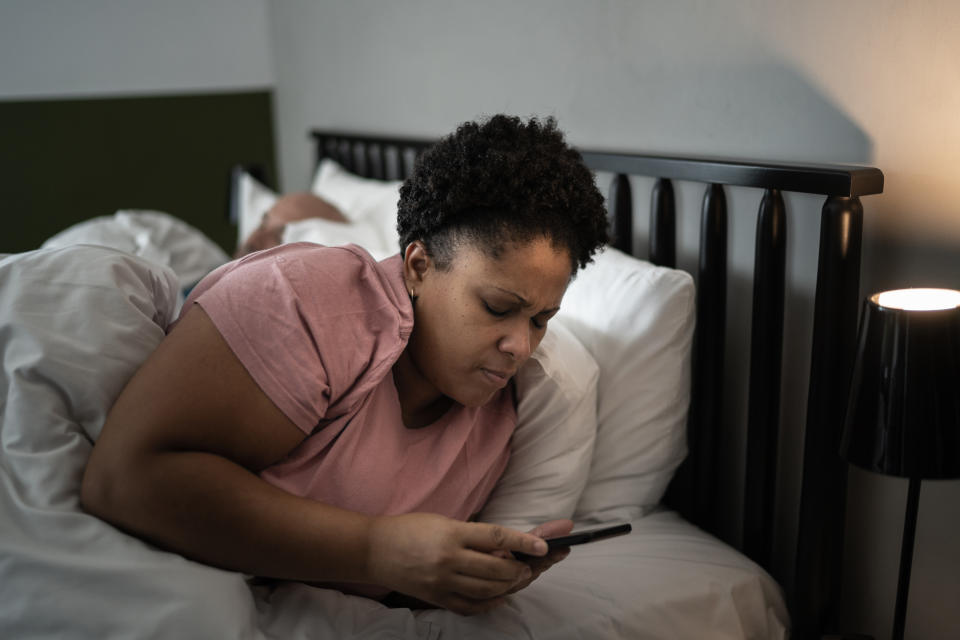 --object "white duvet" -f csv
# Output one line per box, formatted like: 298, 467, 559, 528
0, 245, 788, 639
